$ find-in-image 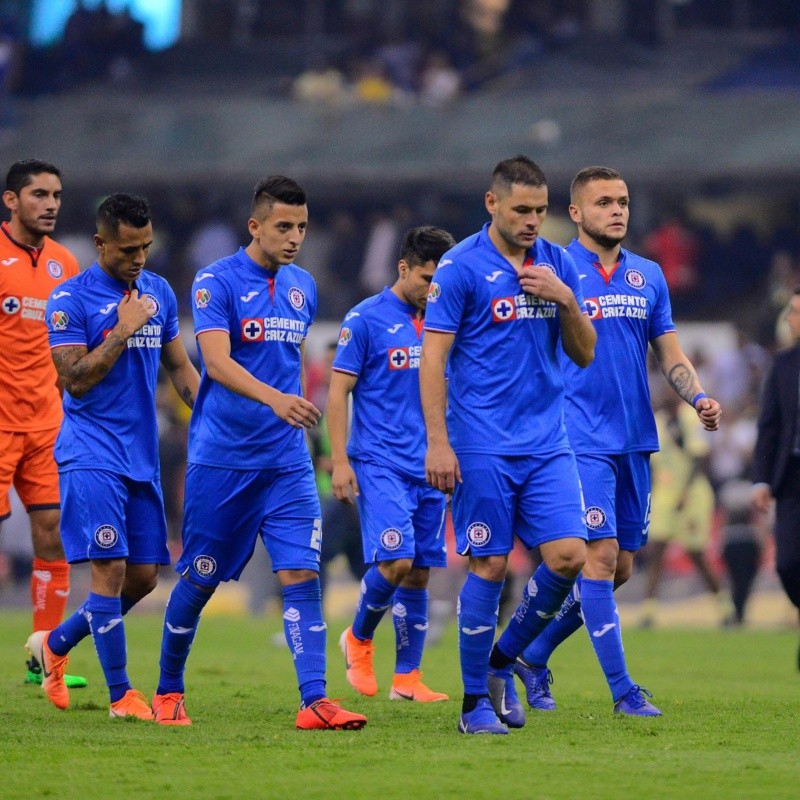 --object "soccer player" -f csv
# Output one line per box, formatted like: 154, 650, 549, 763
0, 159, 85, 688
420, 156, 596, 734
154, 176, 366, 730
27, 193, 199, 718
330, 226, 455, 703
515, 166, 721, 715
